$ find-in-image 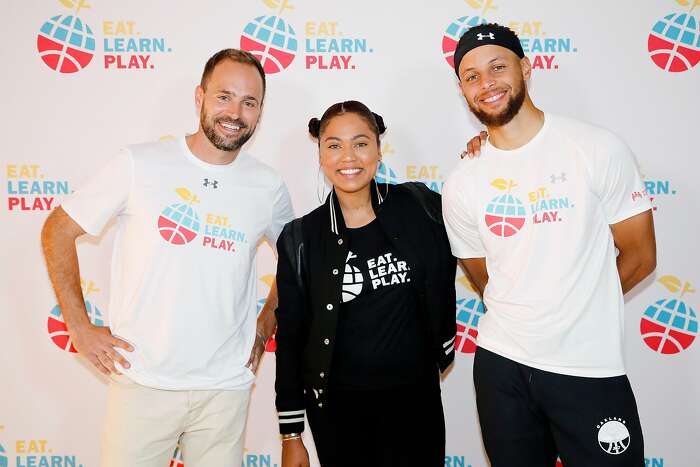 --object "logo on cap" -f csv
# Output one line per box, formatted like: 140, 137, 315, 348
477, 32, 495, 40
